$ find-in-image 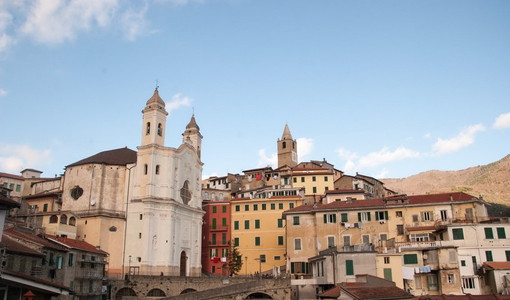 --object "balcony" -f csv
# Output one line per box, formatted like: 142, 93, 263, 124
209, 225, 229, 232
